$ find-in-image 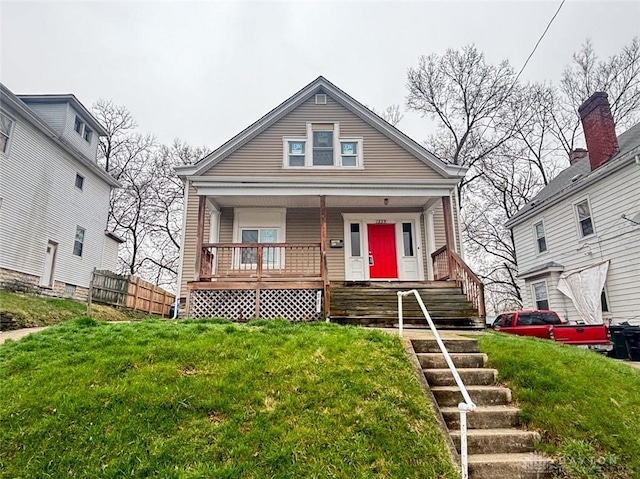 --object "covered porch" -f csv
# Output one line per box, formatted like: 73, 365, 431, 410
184, 177, 484, 321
